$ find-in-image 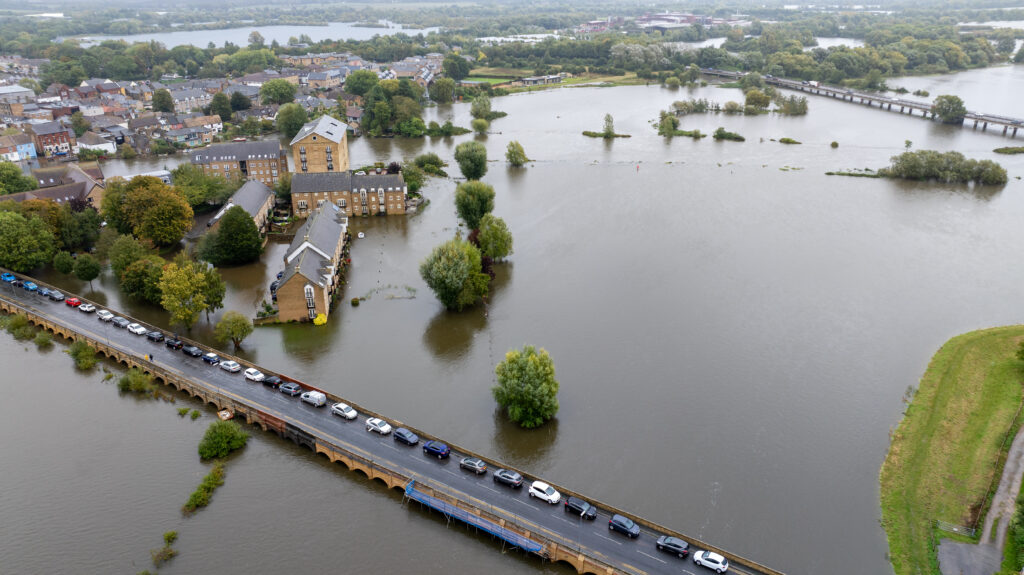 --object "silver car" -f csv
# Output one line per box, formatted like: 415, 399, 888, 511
331, 402, 357, 419
219, 360, 241, 373
366, 417, 392, 435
